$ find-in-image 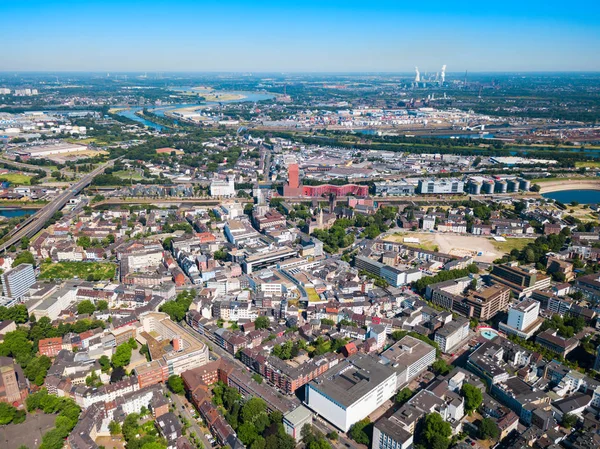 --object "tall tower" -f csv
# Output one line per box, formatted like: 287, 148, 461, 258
288, 163, 299, 189
329, 193, 337, 213
283, 163, 302, 196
